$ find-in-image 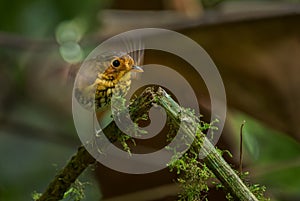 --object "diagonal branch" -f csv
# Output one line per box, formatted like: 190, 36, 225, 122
37, 87, 258, 201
